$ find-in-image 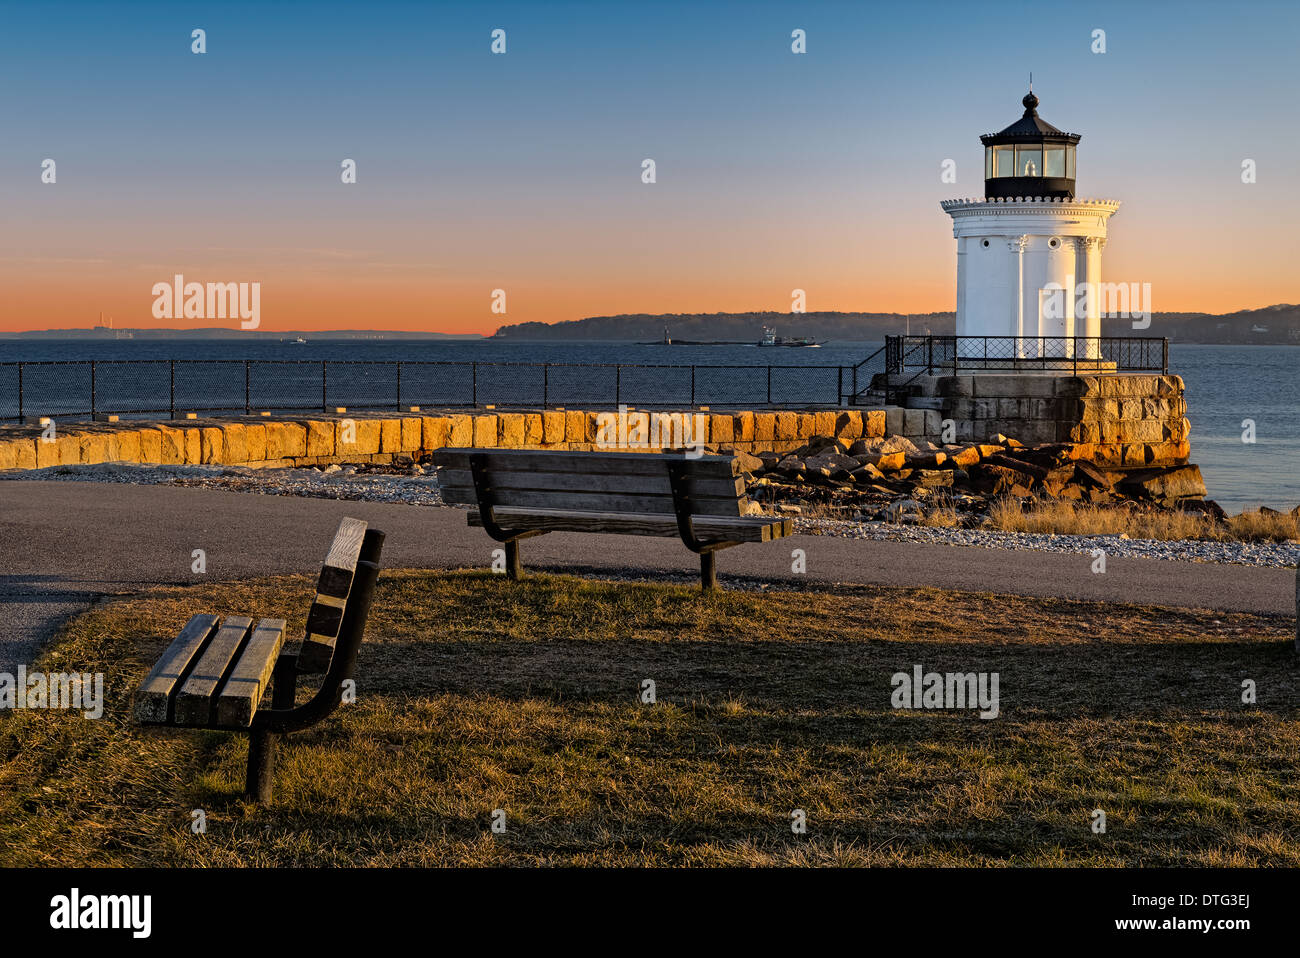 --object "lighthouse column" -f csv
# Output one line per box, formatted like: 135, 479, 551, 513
955, 237, 968, 333
1075, 236, 1104, 356
1008, 235, 1028, 355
